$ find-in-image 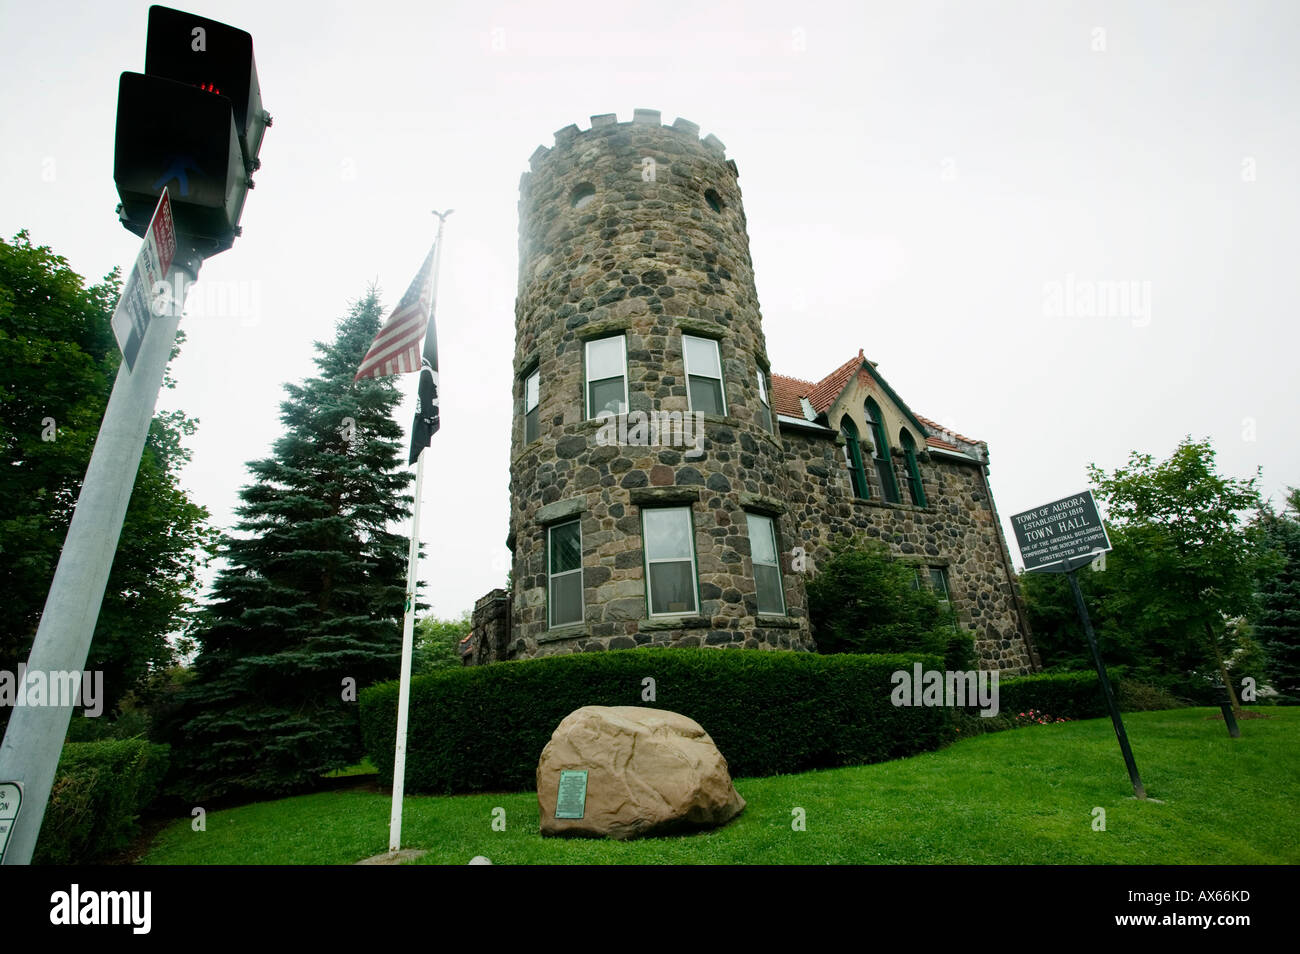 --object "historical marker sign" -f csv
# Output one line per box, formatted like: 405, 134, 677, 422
0, 782, 21, 864
1010, 490, 1112, 572
110, 189, 177, 372
555, 769, 589, 820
